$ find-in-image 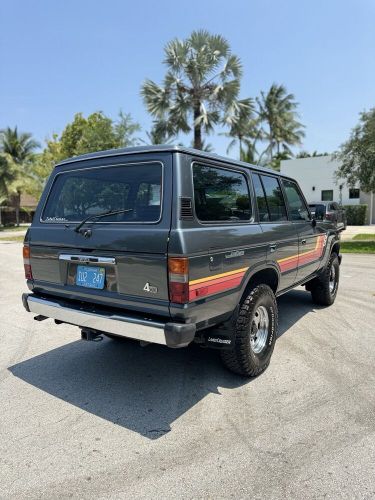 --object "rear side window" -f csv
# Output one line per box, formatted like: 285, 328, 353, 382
282, 179, 310, 221
257, 175, 288, 222
42, 163, 162, 223
252, 173, 269, 221
193, 164, 252, 222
